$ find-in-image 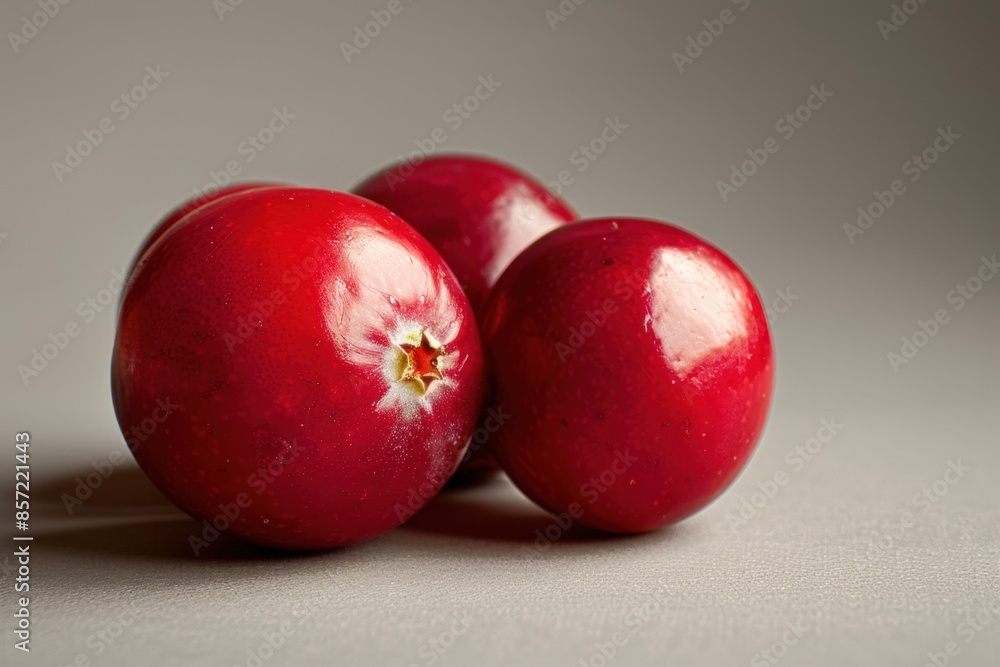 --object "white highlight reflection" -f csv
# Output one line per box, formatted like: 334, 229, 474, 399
646, 247, 749, 376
